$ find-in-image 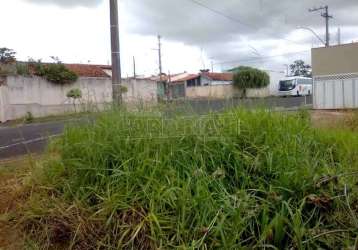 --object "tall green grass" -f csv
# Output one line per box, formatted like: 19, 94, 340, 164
22, 109, 358, 249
